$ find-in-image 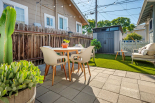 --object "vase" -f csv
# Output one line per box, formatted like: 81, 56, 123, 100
62, 43, 68, 48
